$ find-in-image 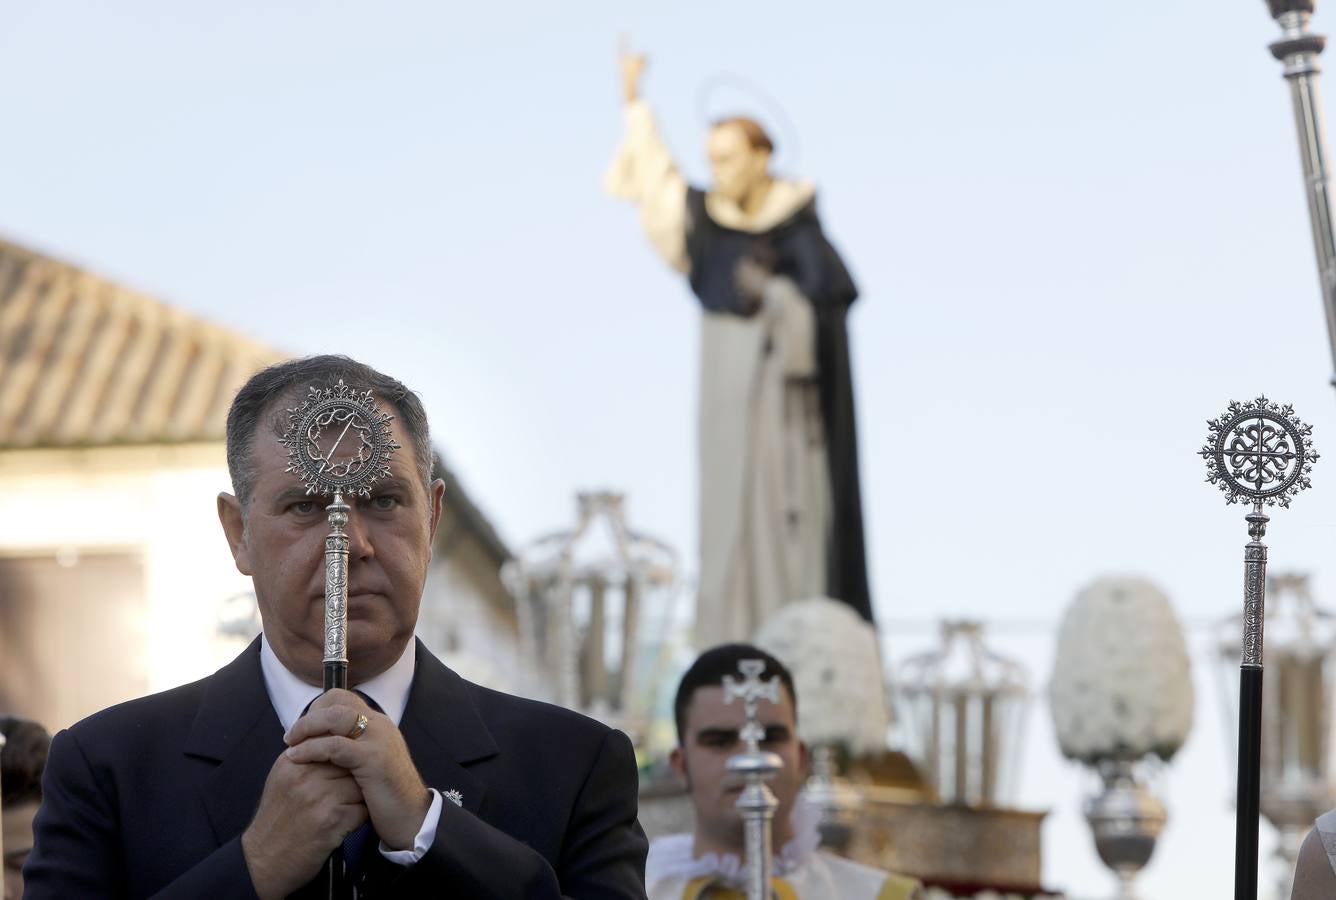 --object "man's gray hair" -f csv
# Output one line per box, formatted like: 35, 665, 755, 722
225, 355, 434, 508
